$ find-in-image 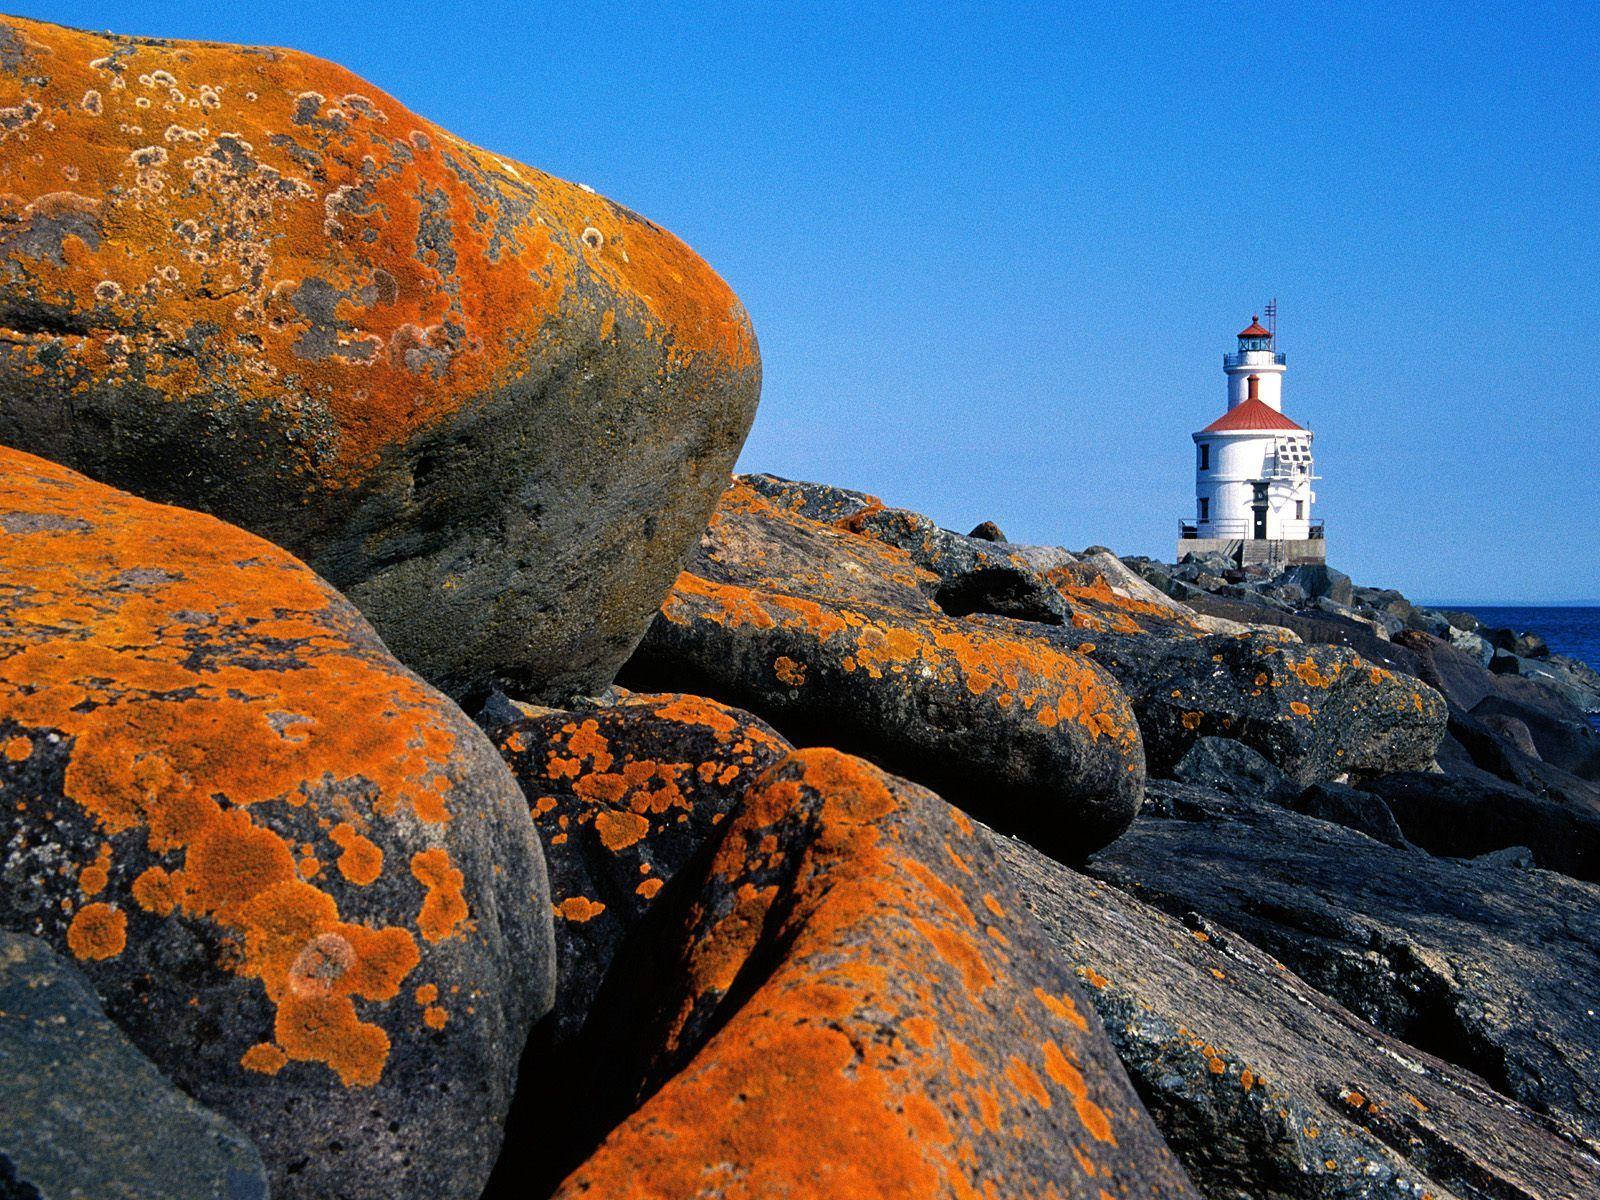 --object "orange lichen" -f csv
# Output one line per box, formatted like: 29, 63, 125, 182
0, 16, 755, 488
66, 901, 126, 960
240, 1042, 288, 1075
410, 849, 468, 942
329, 822, 383, 886
773, 655, 807, 686
423, 1004, 449, 1030
130, 865, 181, 916
555, 896, 607, 922
4, 735, 31, 761
78, 844, 112, 896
